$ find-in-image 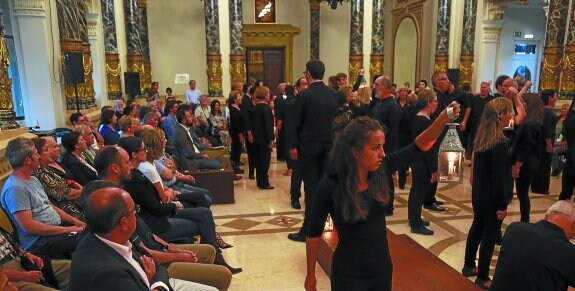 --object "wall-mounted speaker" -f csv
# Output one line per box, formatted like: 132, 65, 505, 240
64, 52, 85, 84
124, 72, 141, 95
